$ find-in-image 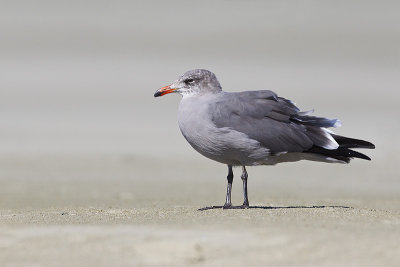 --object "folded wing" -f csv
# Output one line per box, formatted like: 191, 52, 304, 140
211, 90, 340, 154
